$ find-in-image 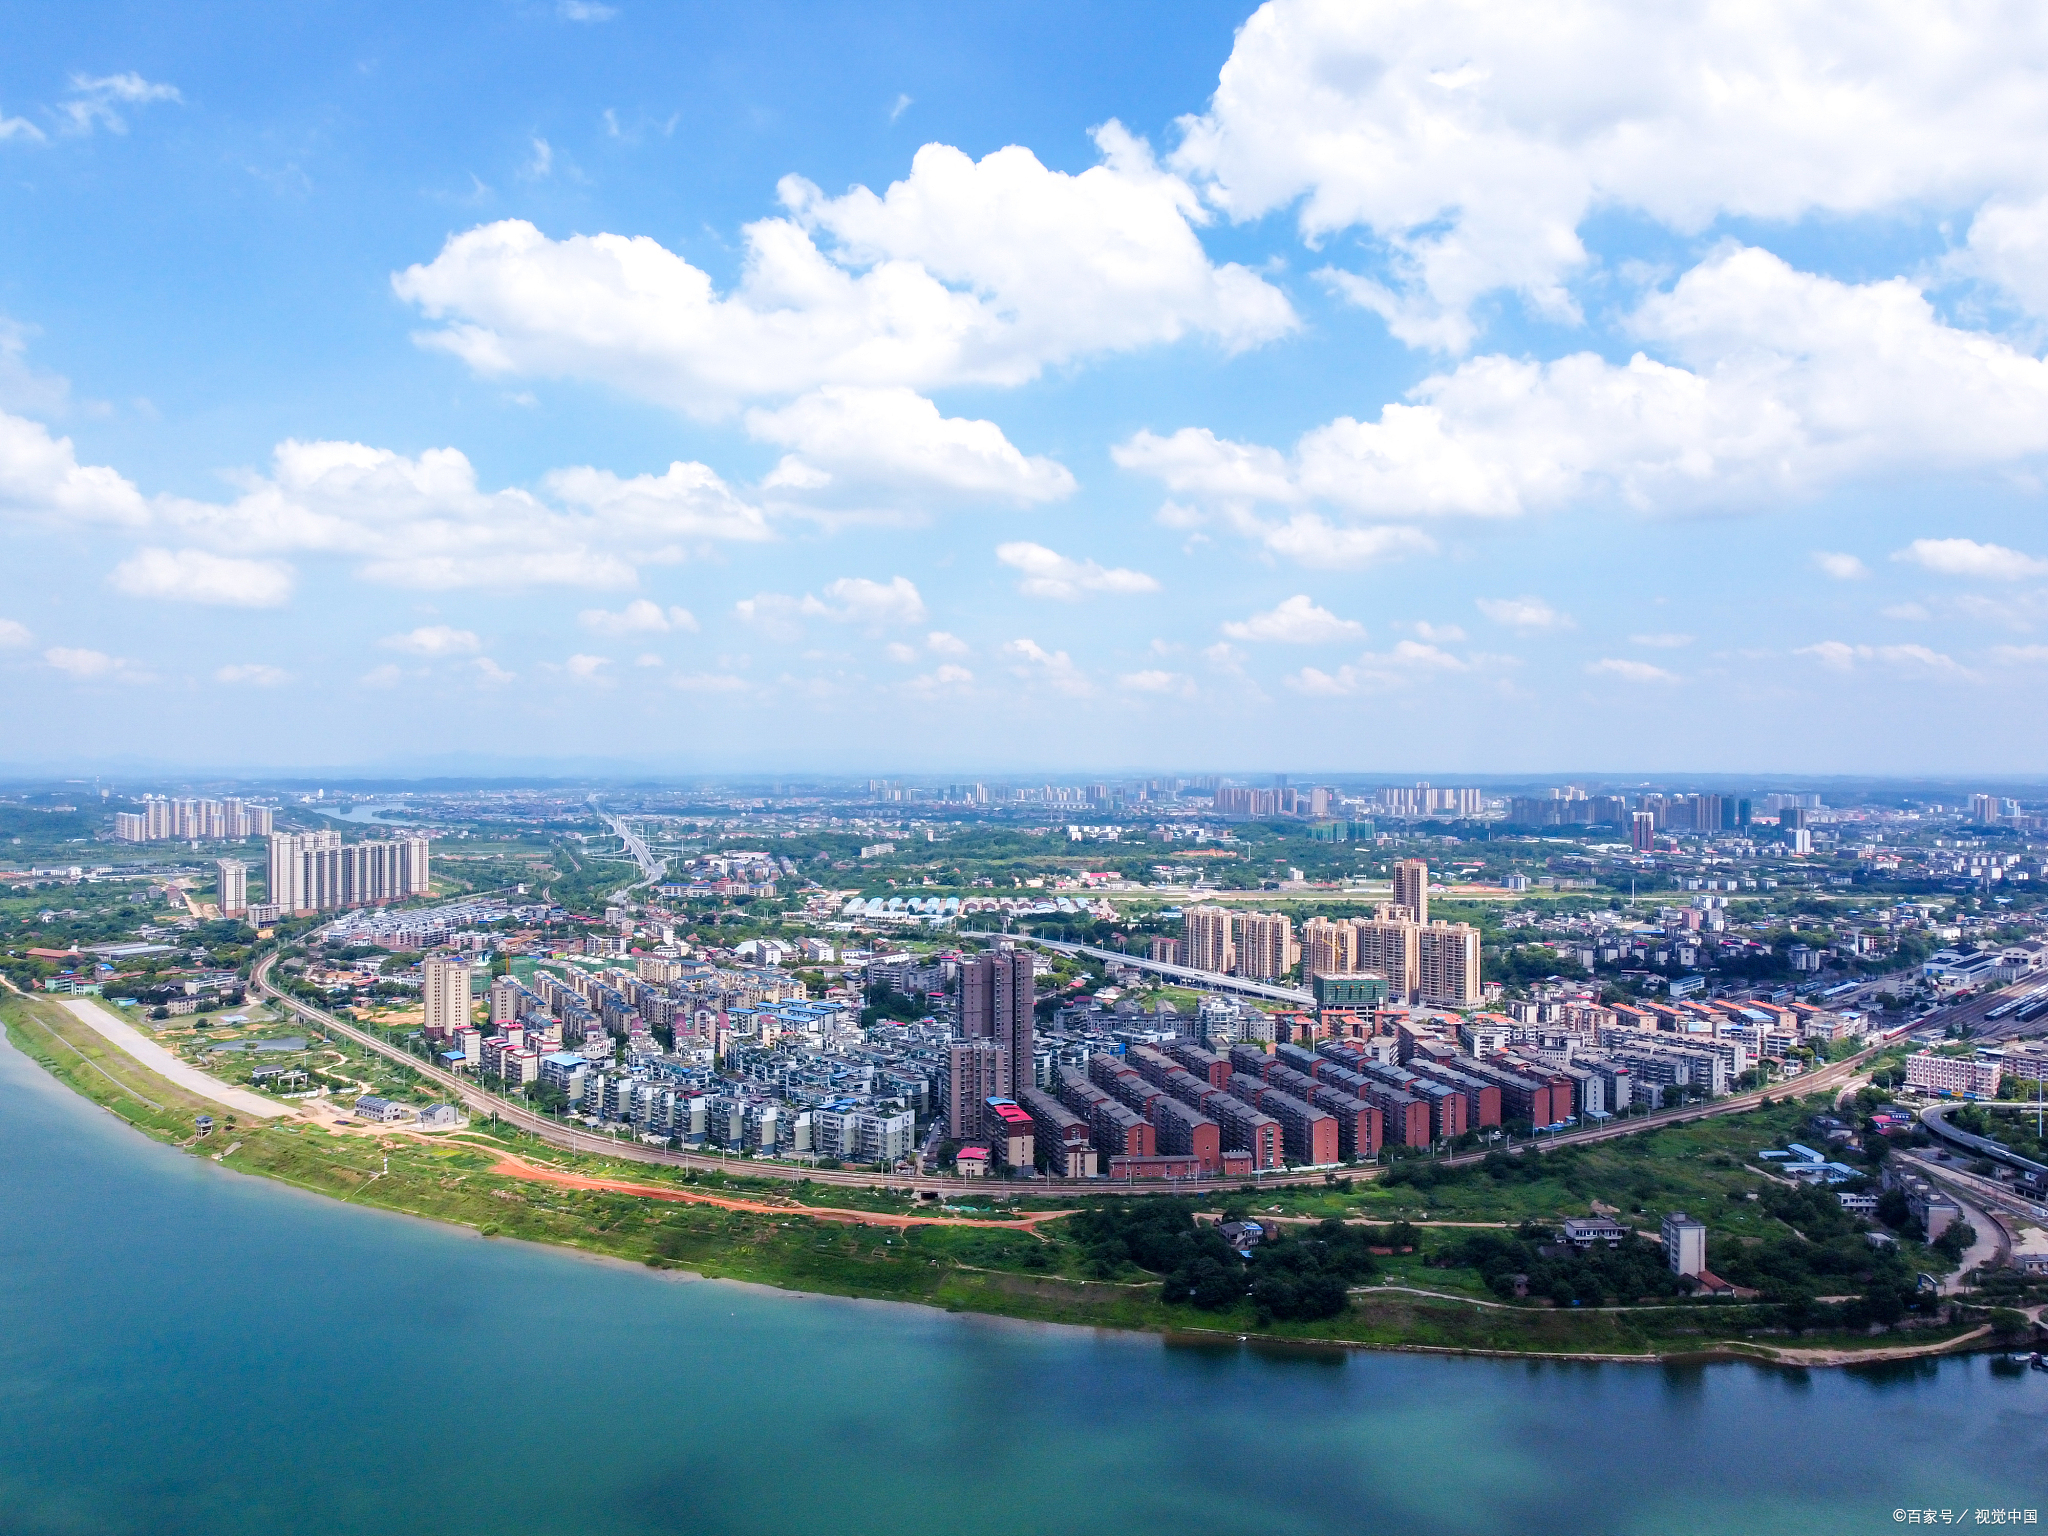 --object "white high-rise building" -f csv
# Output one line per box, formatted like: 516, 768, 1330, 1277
121, 796, 272, 842
423, 955, 473, 1039
266, 830, 427, 914
216, 859, 248, 917
267, 830, 337, 913
1183, 907, 1234, 973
